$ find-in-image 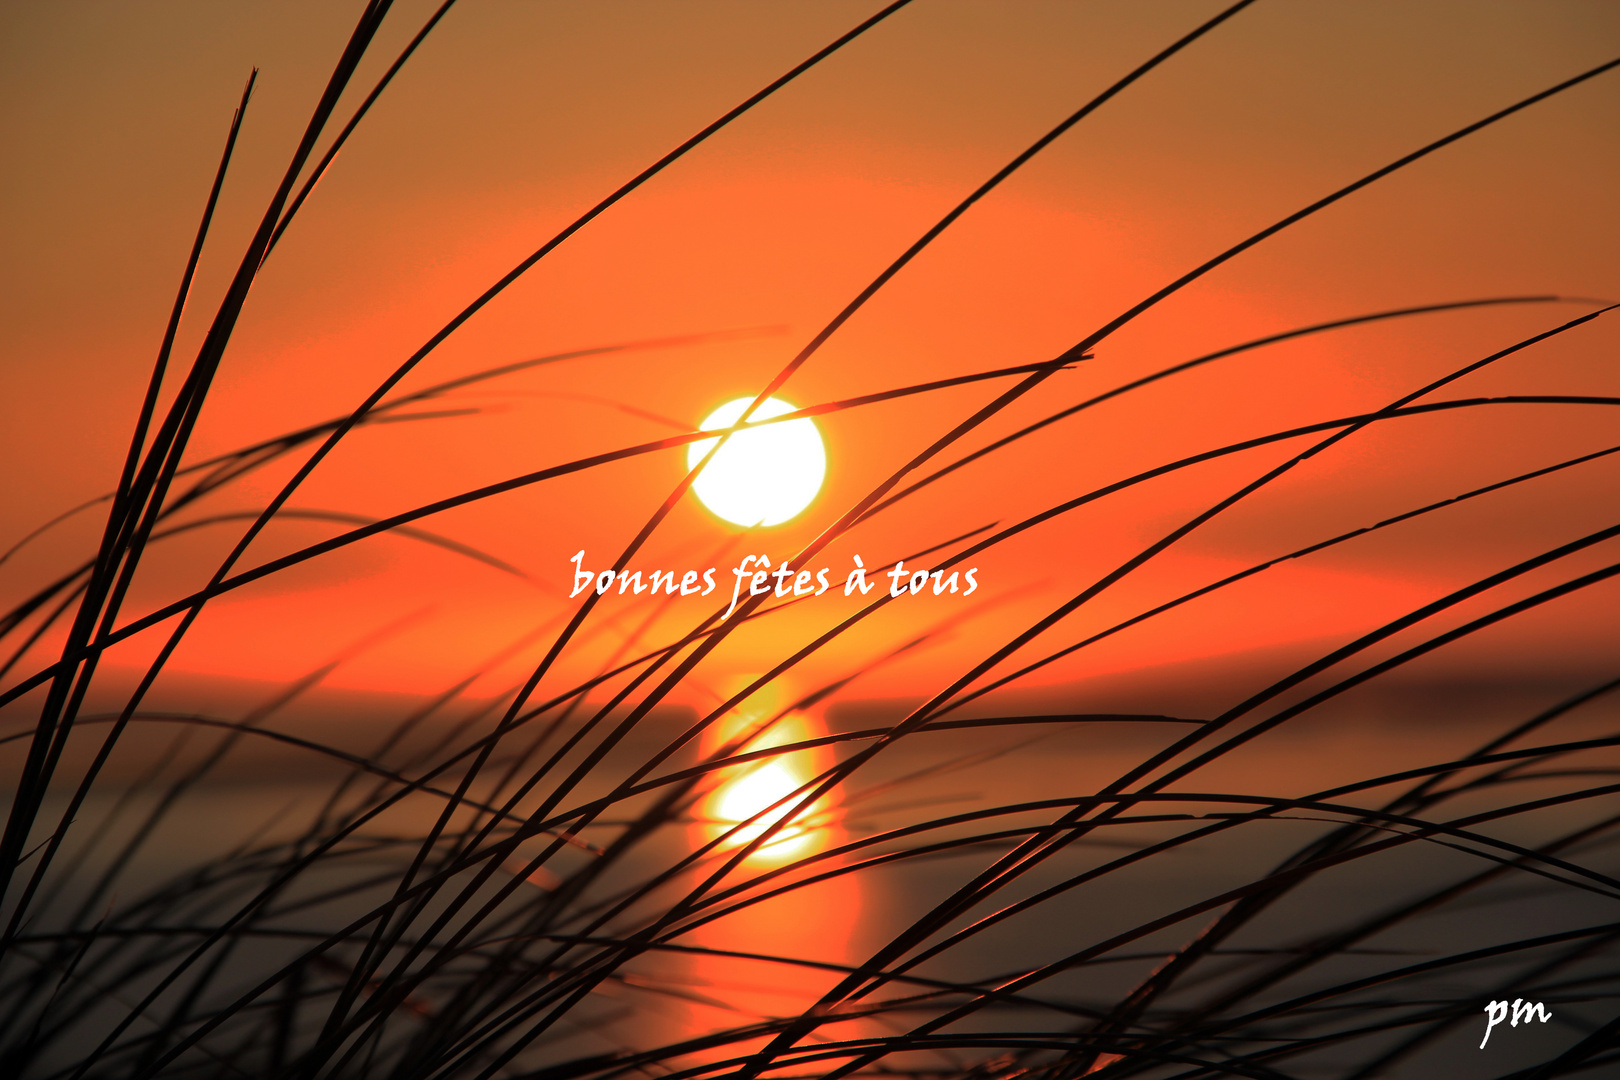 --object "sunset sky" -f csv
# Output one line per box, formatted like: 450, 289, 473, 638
2, 1, 1617, 713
